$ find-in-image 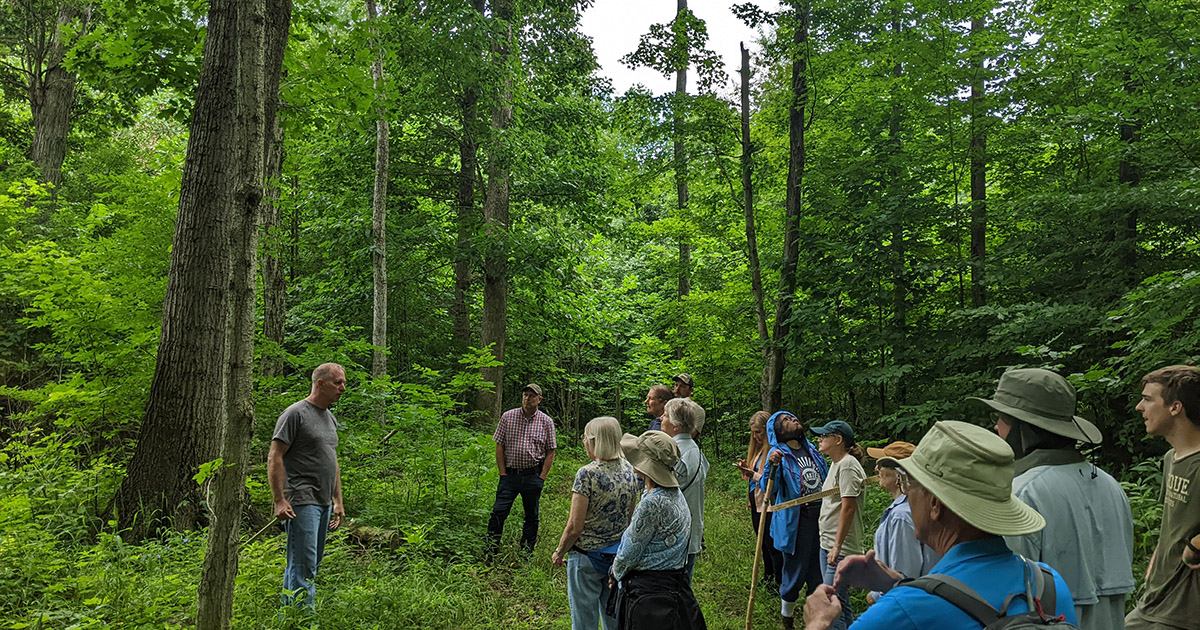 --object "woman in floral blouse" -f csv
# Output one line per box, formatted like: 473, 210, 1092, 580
552, 416, 640, 630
